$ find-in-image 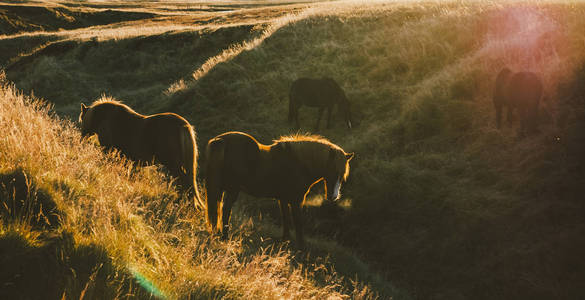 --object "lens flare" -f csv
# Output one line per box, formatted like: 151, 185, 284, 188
480, 5, 569, 92
129, 267, 166, 299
